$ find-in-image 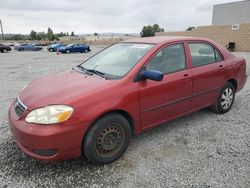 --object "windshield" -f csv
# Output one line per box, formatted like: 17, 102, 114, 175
79, 43, 154, 78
